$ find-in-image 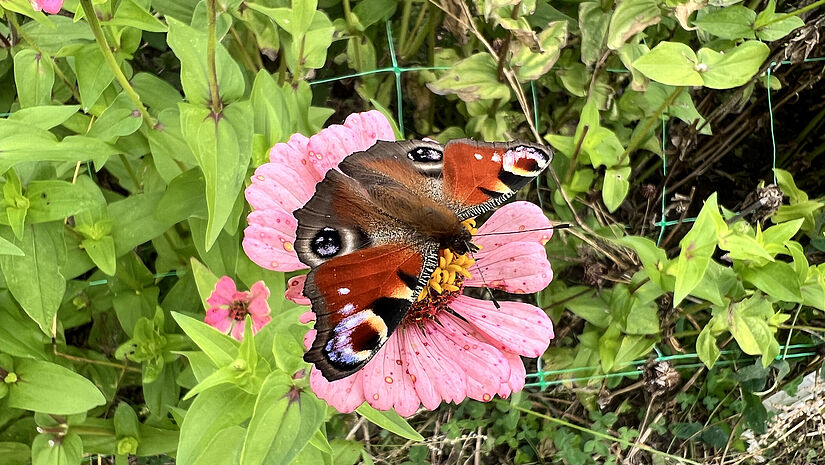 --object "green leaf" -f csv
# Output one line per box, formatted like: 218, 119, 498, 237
356, 403, 425, 441
24, 180, 102, 224
602, 166, 631, 212
8, 360, 105, 414
619, 236, 669, 290
693, 6, 757, 39
172, 311, 239, 367
87, 92, 144, 141
179, 101, 253, 250
177, 385, 255, 465
0, 223, 66, 335
697, 41, 770, 89
73, 43, 115, 111
566, 292, 610, 328
607, 0, 661, 49
697, 325, 721, 368
240, 372, 325, 465
0, 442, 29, 465
105, 0, 168, 32
633, 42, 704, 87
728, 296, 777, 367
673, 193, 720, 305
109, 193, 178, 257
0, 120, 118, 173
579, 2, 611, 66
742, 261, 803, 302
190, 257, 220, 311
756, 15, 804, 41
7, 105, 80, 130
511, 21, 567, 81
13, 49, 54, 108
31, 433, 82, 465
0, 302, 48, 359
427, 53, 511, 102
166, 18, 245, 106
351, 0, 397, 30
82, 236, 116, 276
